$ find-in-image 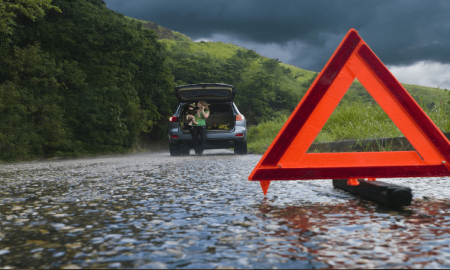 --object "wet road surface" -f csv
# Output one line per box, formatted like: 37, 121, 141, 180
1, 150, 450, 268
